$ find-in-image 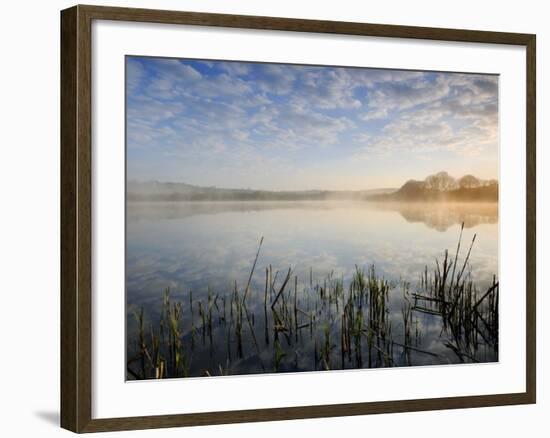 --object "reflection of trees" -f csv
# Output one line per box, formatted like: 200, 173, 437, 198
374, 202, 498, 232
128, 200, 499, 232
